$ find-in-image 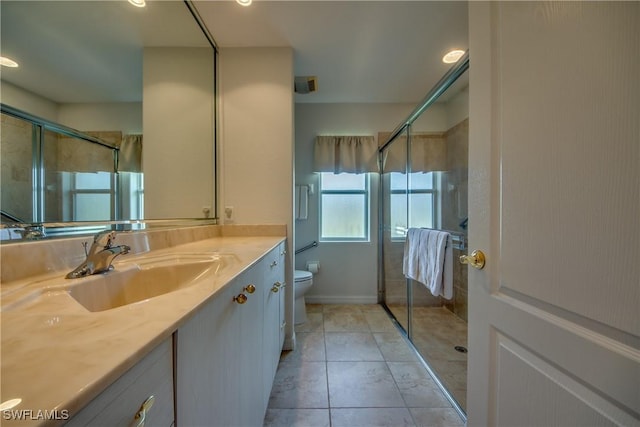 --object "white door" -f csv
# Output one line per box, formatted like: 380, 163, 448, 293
467, 3, 639, 426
